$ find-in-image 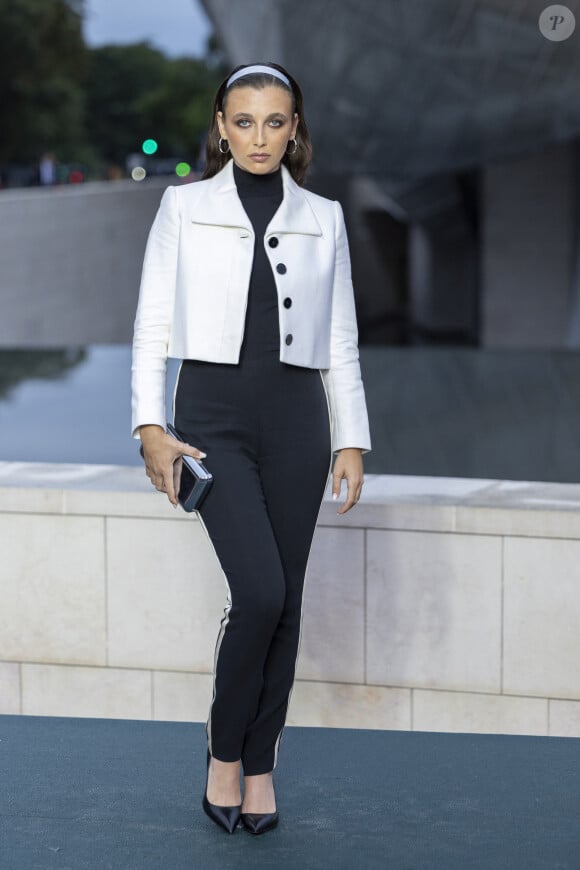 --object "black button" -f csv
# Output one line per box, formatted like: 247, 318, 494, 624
283, 297, 292, 308
285, 333, 293, 345
268, 237, 279, 248
276, 263, 287, 274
